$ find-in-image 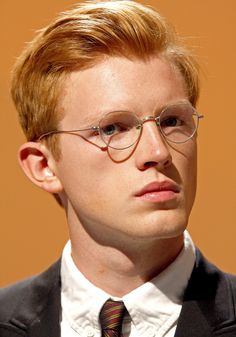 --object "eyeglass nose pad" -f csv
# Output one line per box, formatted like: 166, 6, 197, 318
142, 116, 161, 128
155, 116, 161, 127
